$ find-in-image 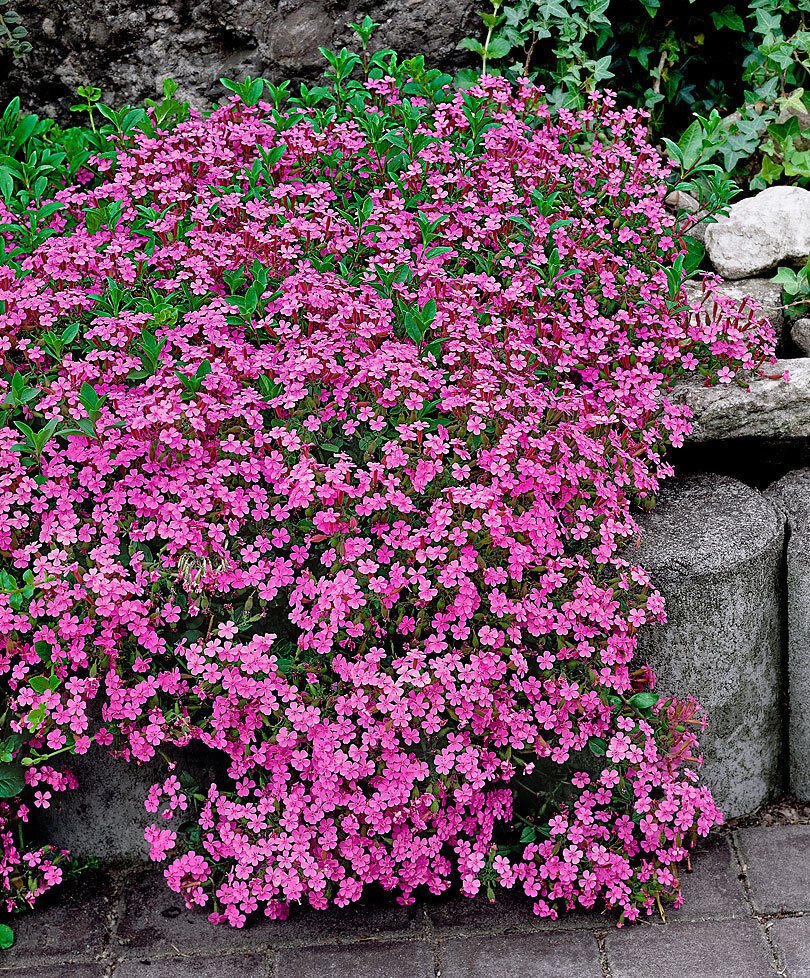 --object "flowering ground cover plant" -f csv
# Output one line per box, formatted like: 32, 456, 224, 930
0, 34, 777, 931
